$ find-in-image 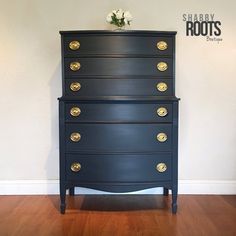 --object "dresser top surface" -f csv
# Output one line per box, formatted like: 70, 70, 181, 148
59, 30, 177, 36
